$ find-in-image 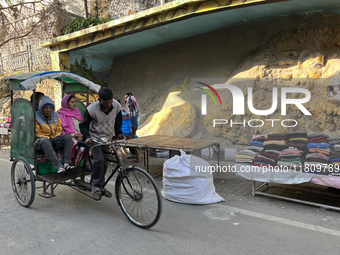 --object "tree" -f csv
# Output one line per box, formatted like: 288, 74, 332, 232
83, 0, 88, 18
0, 0, 68, 49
